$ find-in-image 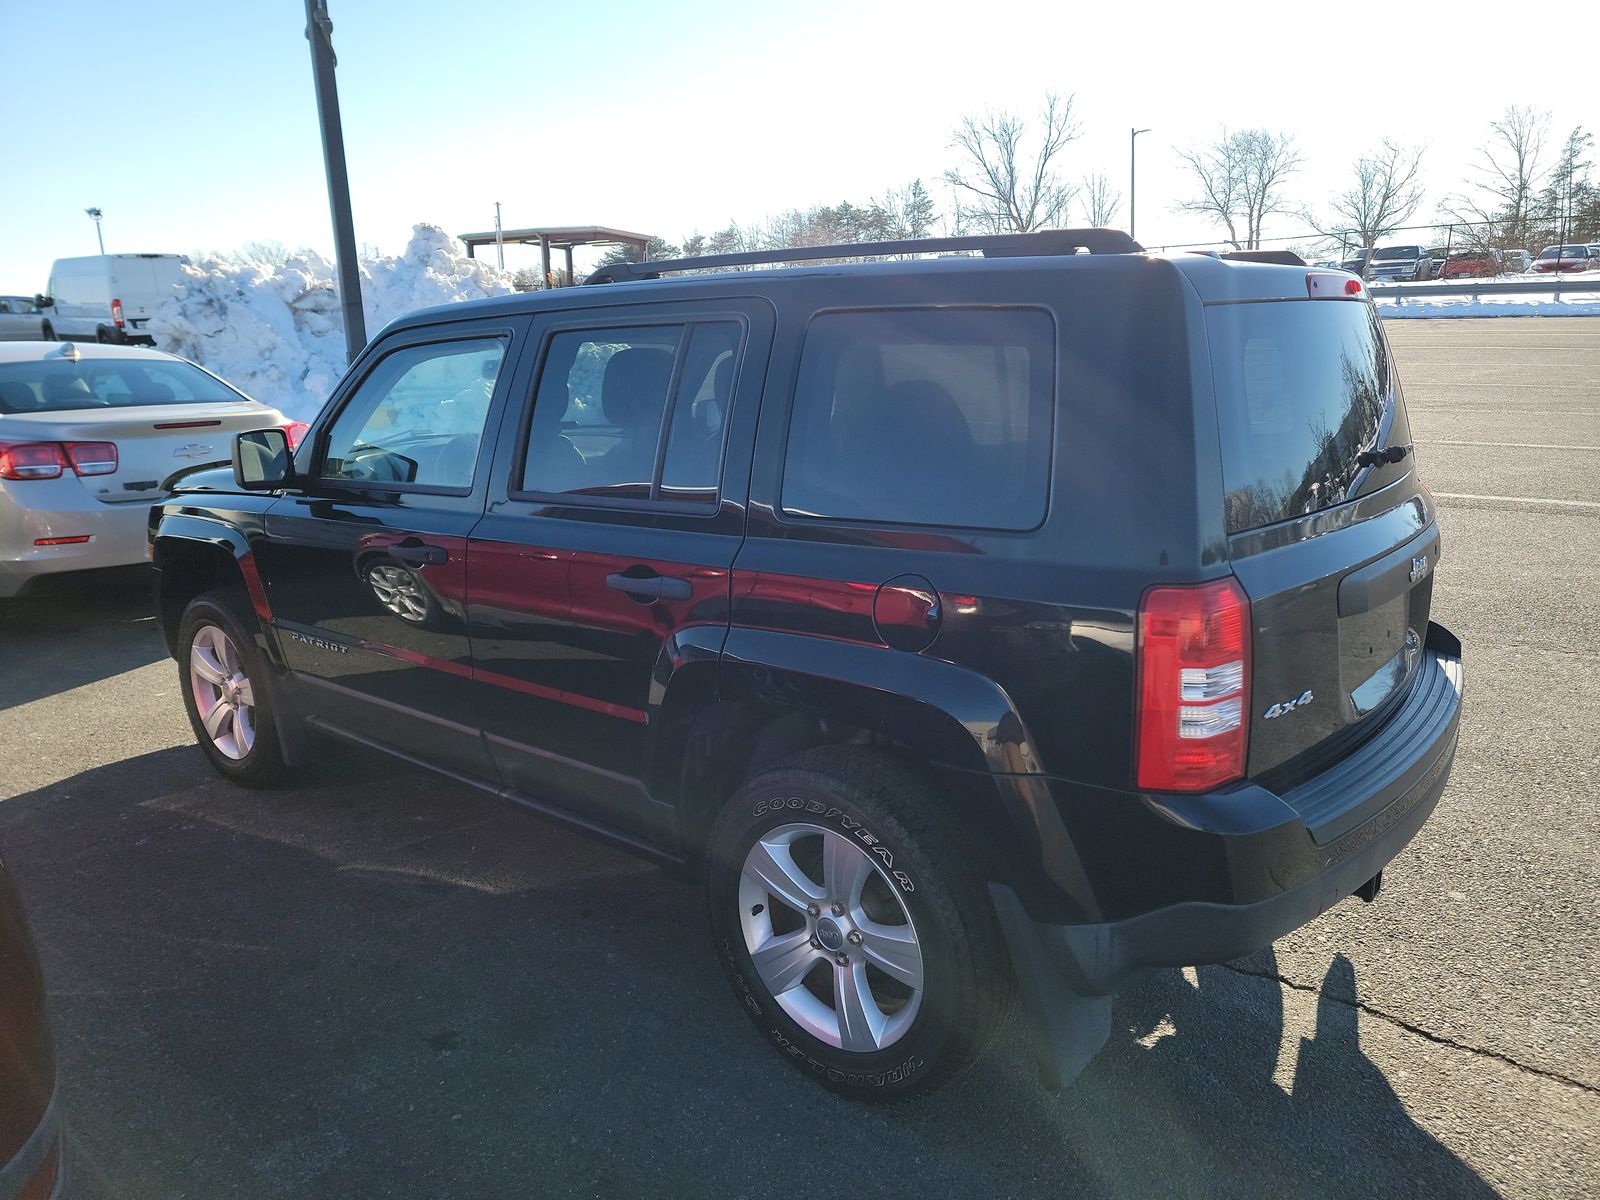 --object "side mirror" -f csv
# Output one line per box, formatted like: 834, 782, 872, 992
35, 294, 53, 309
233, 428, 294, 490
